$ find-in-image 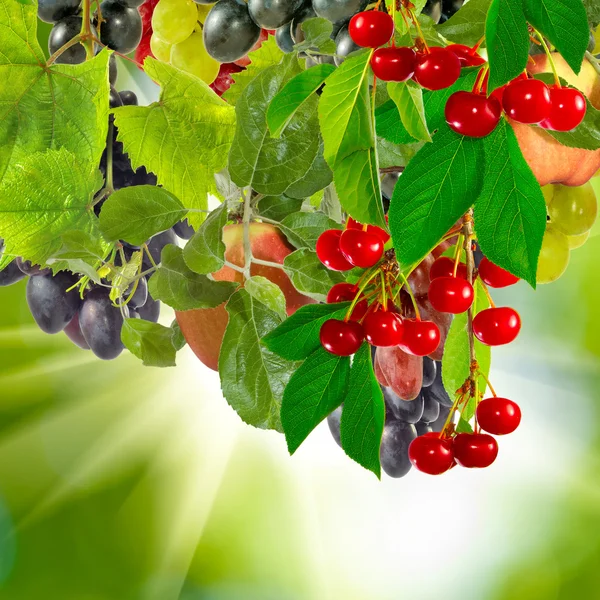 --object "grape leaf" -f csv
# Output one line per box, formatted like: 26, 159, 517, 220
244, 276, 287, 321
280, 211, 341, 250
219, 288, 296, 432
389, 126, 485, 269
99, 185, 186, 245
485, 0, 530, 92
121, 318, 179, 368
437, 0, 492, 46
262, 302, 351, 361
0, 148, 102, 269
113, 59, 236, 229
183, 202, 228, 274
267, 64, 335, 137
53, 229, 111, 270
340, 343, 385, 478
387, 81, 432, 143
280, 346, 350, 454
475, 120, 546, 287
0, 1, 109, 182
283, 248, 345, 301
523, 0, 588, 75
257, 195, 304, 221
148, 245, 237, 311
295, 17, 337, 55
